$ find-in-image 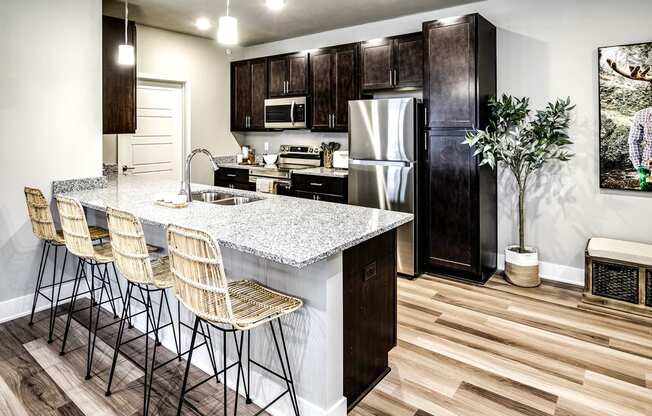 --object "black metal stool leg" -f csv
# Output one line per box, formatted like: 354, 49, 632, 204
246, 330, 252, 404
154, 290, 164, 347
60, 258, 83, 356
105, 281, 133, 396
144, 289, 159, 416
44, 244, 58, 342
29, 241, 49, 326
233, 330, 245, 416
137, 285, 160, 344
162, 290, 181, 360
232, 329, 249, 402
270, 320, 300, 416
110, 263, 128, 326
143, 287, 150, 416
176, 316, 200, 416
277, 319, 300, 416
103, 264, 119, 319
222, 329, 227, 416
86, 262, 106, 380
198, 322, 218, 383
49, 247, 68, 344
